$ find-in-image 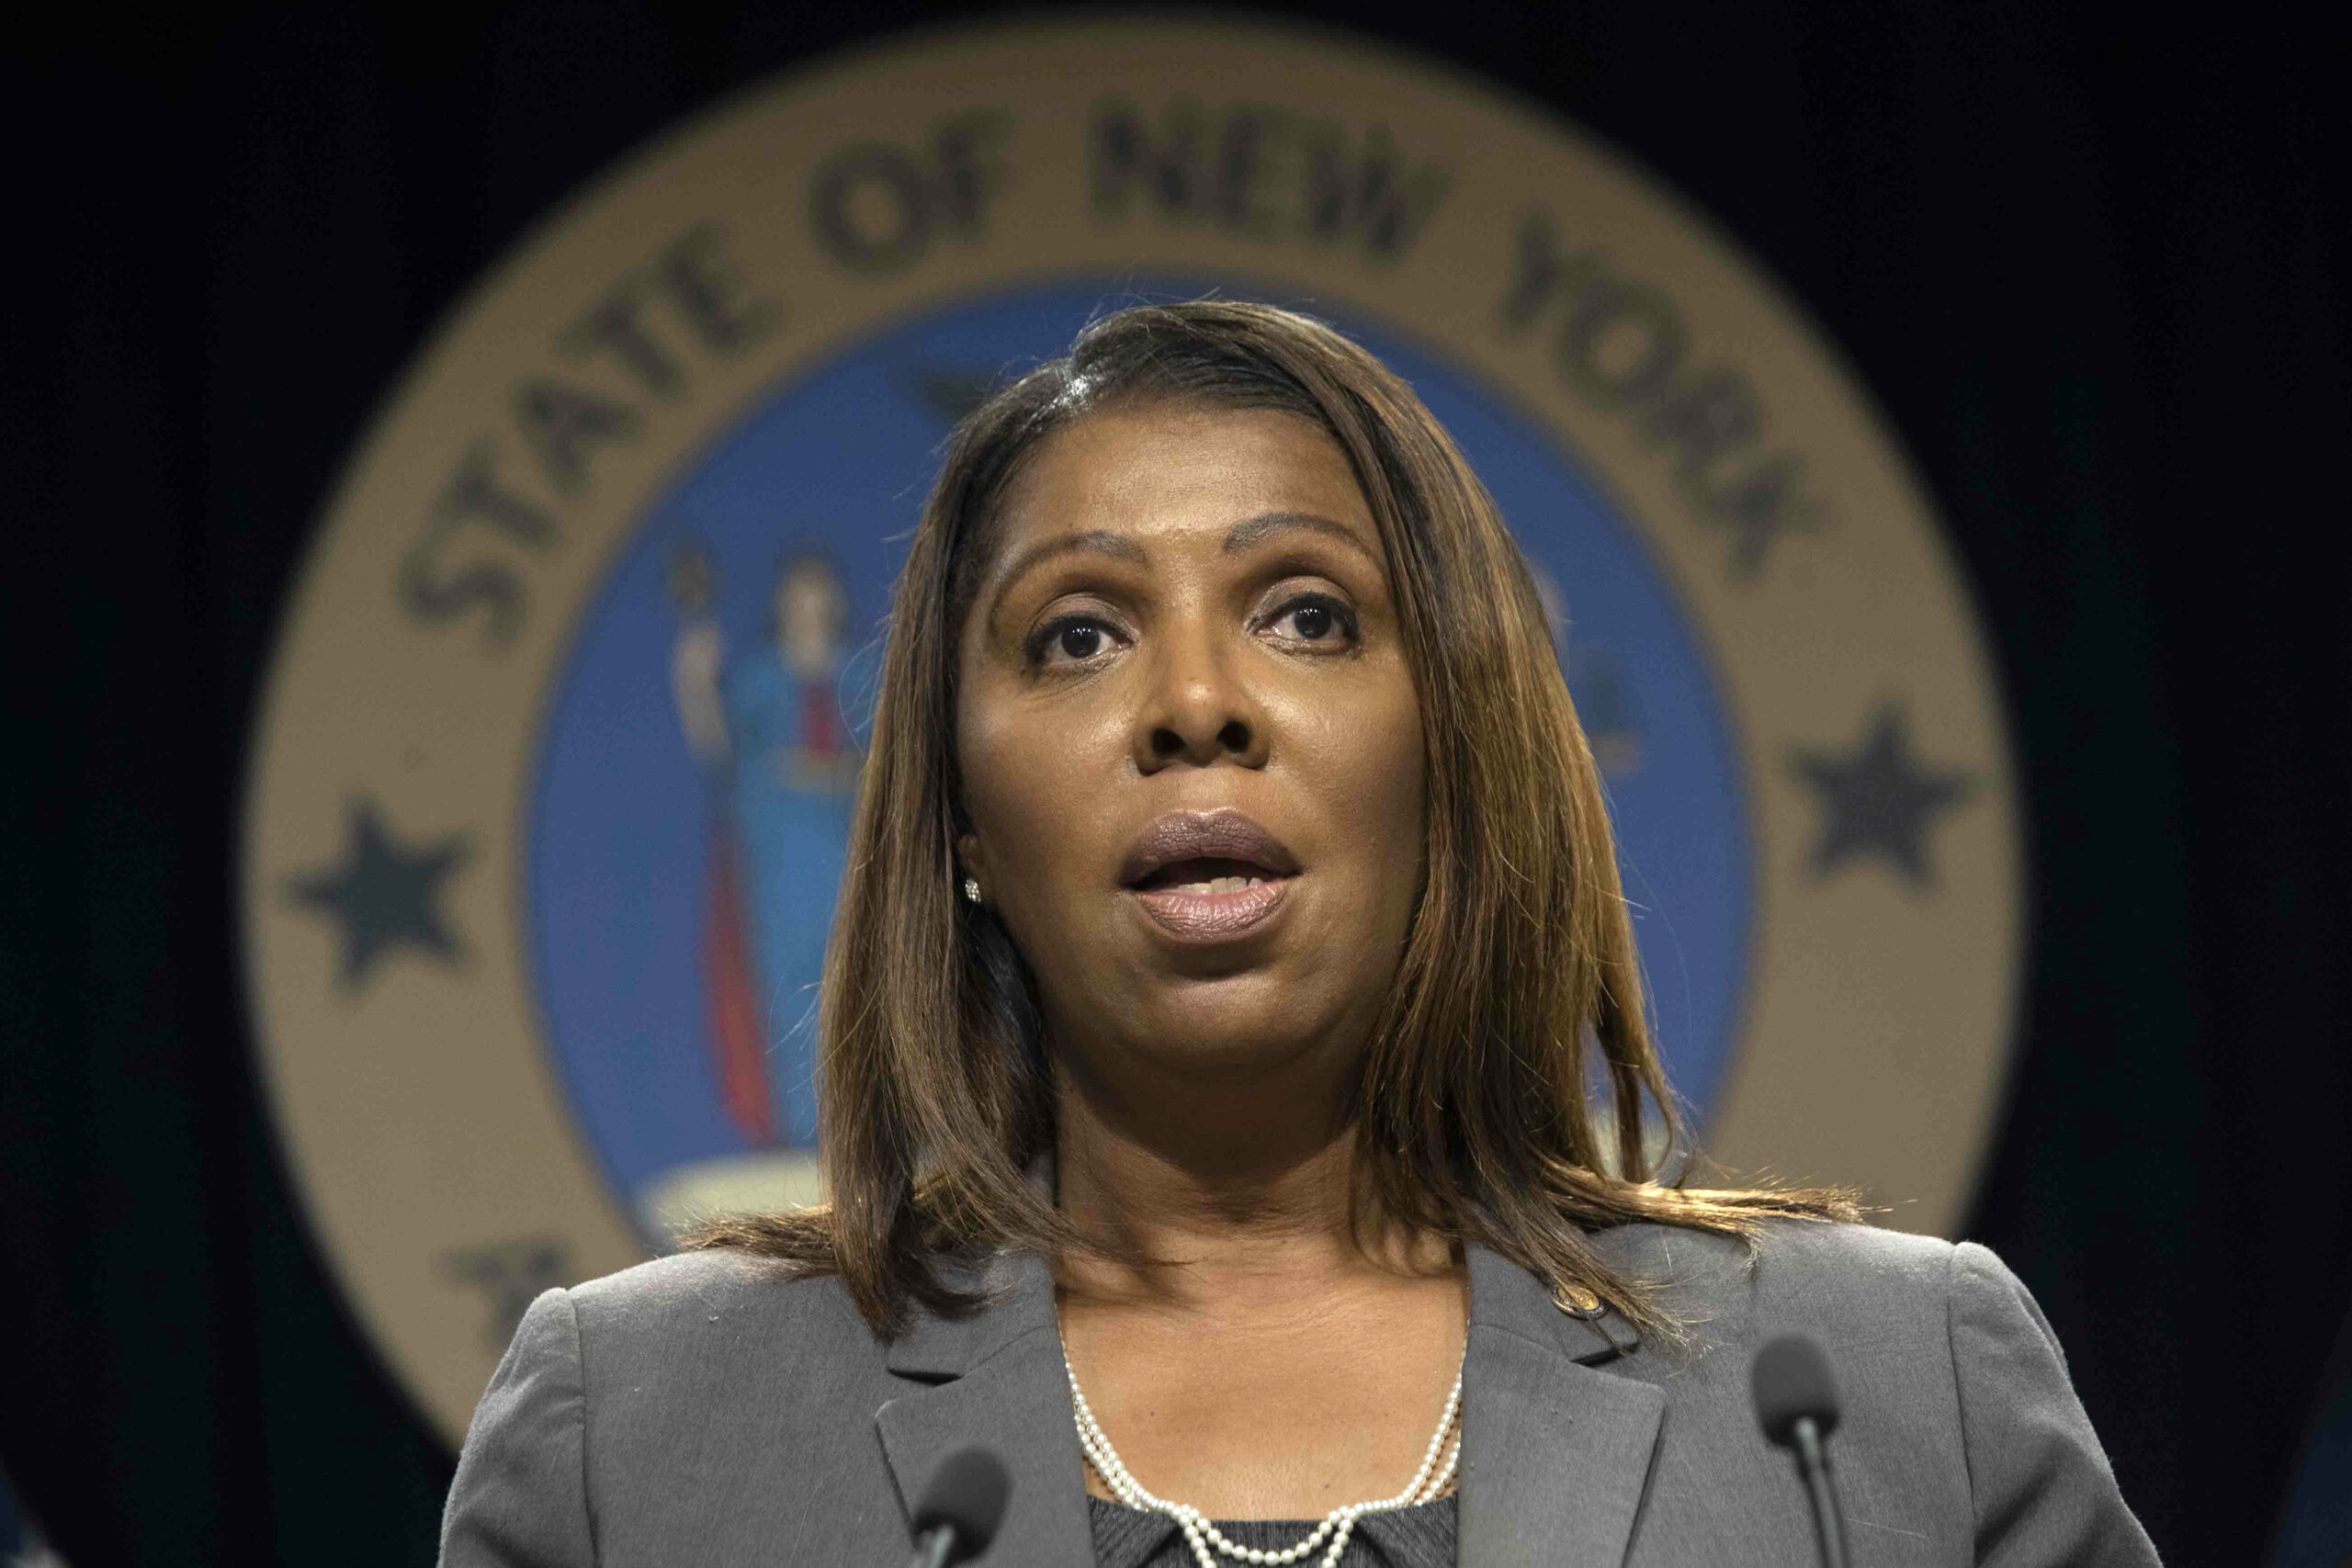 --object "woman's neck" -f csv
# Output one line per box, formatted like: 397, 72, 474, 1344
1050, 1065, 1451, 1308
